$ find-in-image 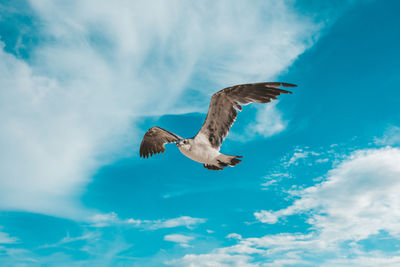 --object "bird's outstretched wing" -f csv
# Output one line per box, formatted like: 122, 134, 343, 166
139, 127, 182, 158
195, 82, 296, 148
